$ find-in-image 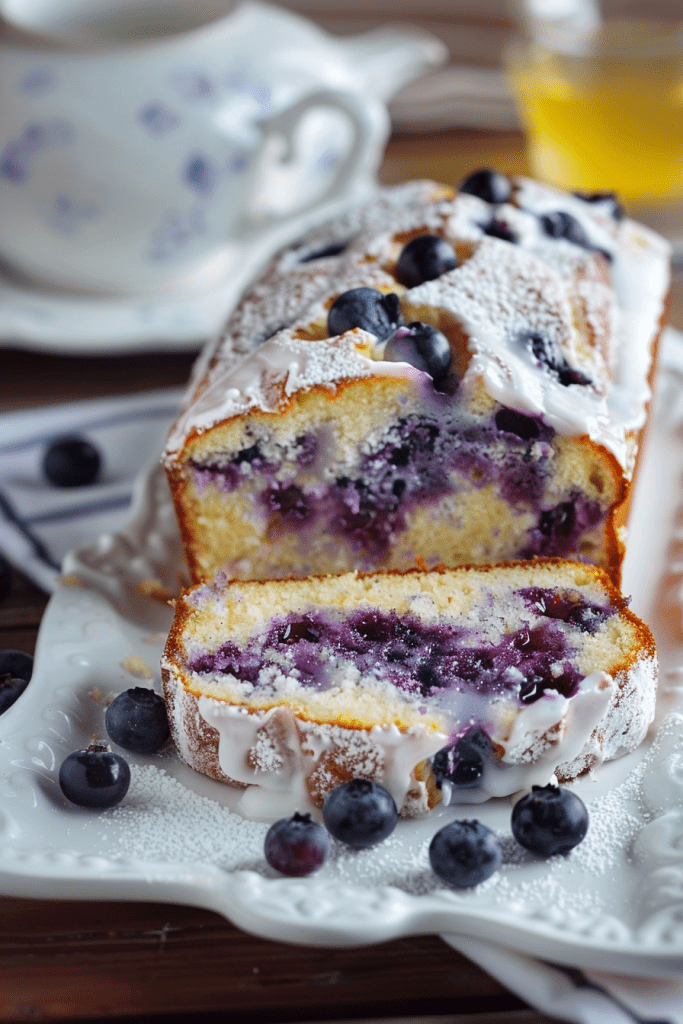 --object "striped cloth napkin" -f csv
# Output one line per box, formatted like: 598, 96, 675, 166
0, 387, 184, 592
